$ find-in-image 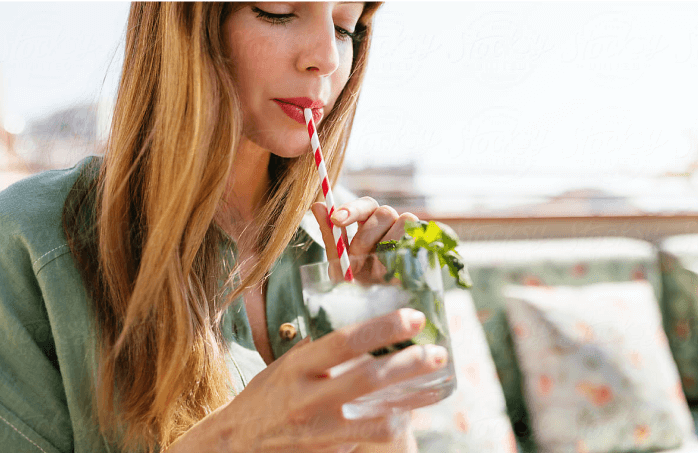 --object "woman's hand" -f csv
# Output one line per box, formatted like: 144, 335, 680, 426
311, 197, 419, 283
311, 197, 418, 260
168, 309, 445, 452
309, 197, 427, 452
